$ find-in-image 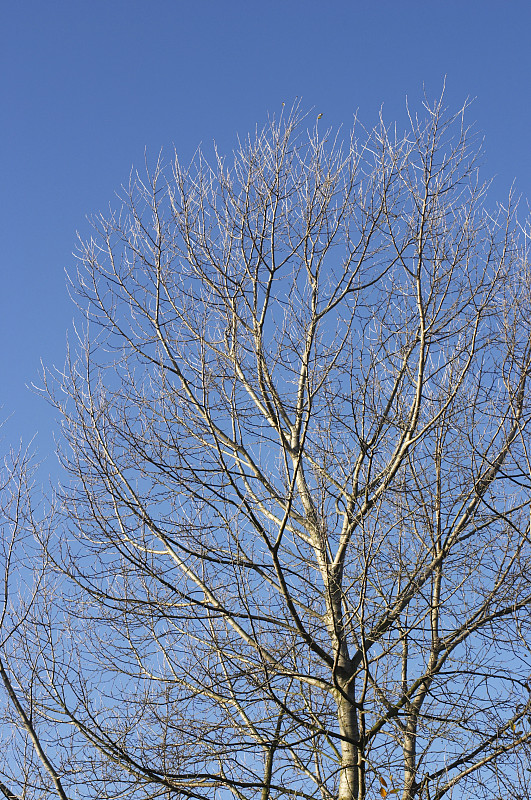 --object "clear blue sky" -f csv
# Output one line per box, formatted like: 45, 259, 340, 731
1, 0, 530, 465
